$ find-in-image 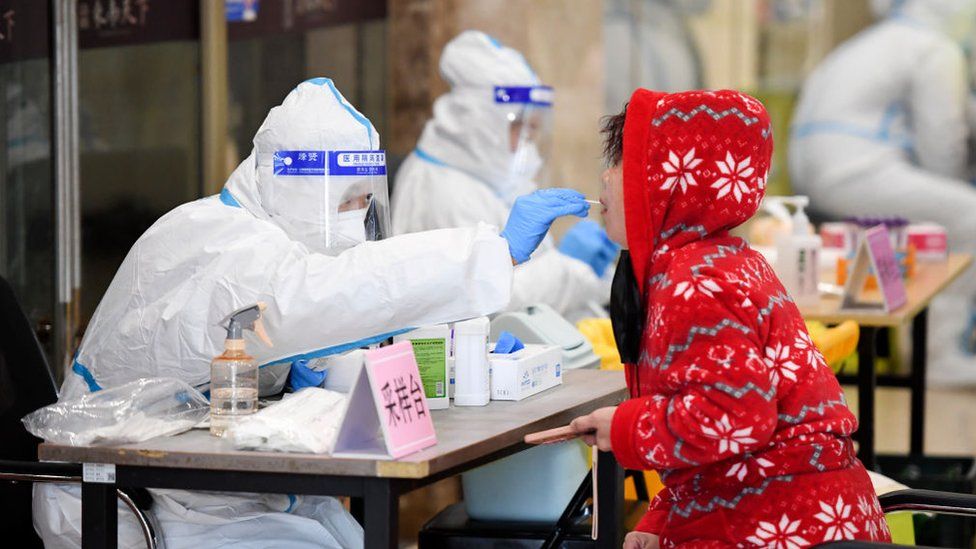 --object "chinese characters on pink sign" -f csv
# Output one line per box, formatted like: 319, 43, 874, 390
332, 341, 438, 459
864, 225, 908, 312
842, 224, 908, 313
367, 342, 437, 459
